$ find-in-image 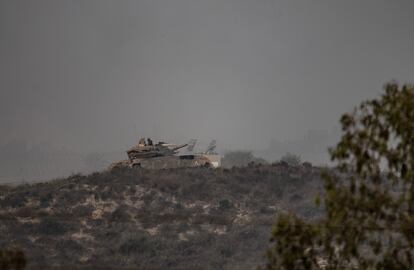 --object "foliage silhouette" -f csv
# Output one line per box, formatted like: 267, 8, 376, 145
280, 153, 302, 168
222, 151, 267, 168
263, 82, 414, 269
0, 249, 26, 270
